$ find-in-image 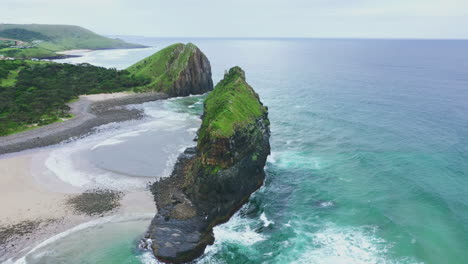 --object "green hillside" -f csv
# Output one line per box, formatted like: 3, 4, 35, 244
0, 59, 149, 135
0, 24, 145, 59
126, 43, 197, 93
